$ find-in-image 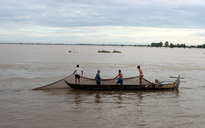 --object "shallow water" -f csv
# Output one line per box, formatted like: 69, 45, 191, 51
0, 44, 205, 128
